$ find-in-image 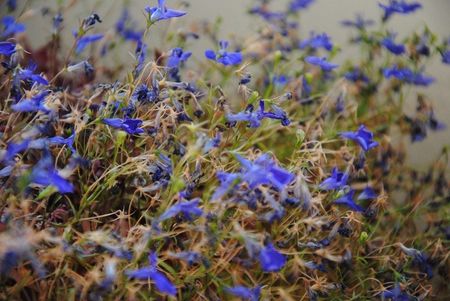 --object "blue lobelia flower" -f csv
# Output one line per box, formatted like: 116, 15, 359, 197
383, 65, 435, 86
168, 251, 201, 265
381, 34, 405, 55
441, 50, 450, 65
75, 33, 103, 54
258, 243, 286, 272
357, 186, 377, 200
103, 118, 145, 135
305, 56, 338, 71
399, 244, 433, 278
227, 100, 290, 128
319, 167, 349, 190
30, 153, 74, 193
379, 0, 422, 21
82, 13, 102, 31
290, 0, 315, 12
380, 283, 411, 301
341, 14, 374, 29
1, 16, 25, 38
67, 60, 94, 77
134, 40, 147, 76
17, 65, 48, 86
0, 41, 16, 56
167, 47, 191, 69
11, 90, 51, 113
126, 252, 176, 296
158, 198, 203, 222
236, 153, 295, 191
333, 189, 364, 212
344, 67, 370, 83
299, 32, 333, 51
48, 133, 76, 153
145, 0, 186, 23
115, 9, 143, 42
340, 124, 379, 152
52, 13, 64, 32
212, 171, 240, 200
2, 139, 31, 162
205, 40, 242, 66
225, 285, 261, 301
7, 0, 17, 11
131, 84, 158, 103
